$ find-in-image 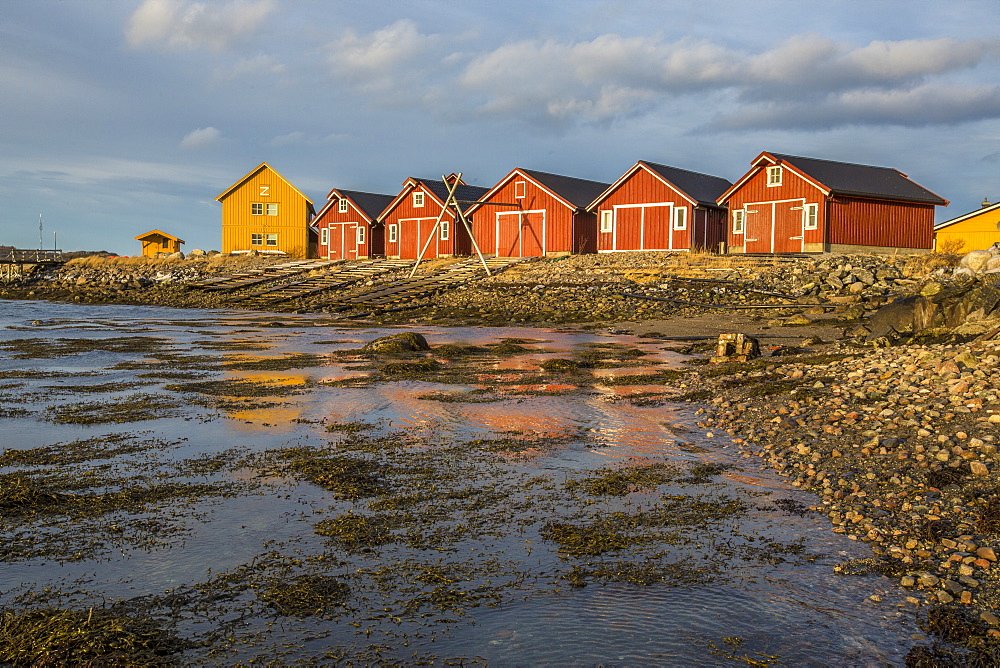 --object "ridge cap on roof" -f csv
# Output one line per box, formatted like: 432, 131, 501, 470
639, 160, 724, 178
520, 167, 608, 184
767, 152, 899, 172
